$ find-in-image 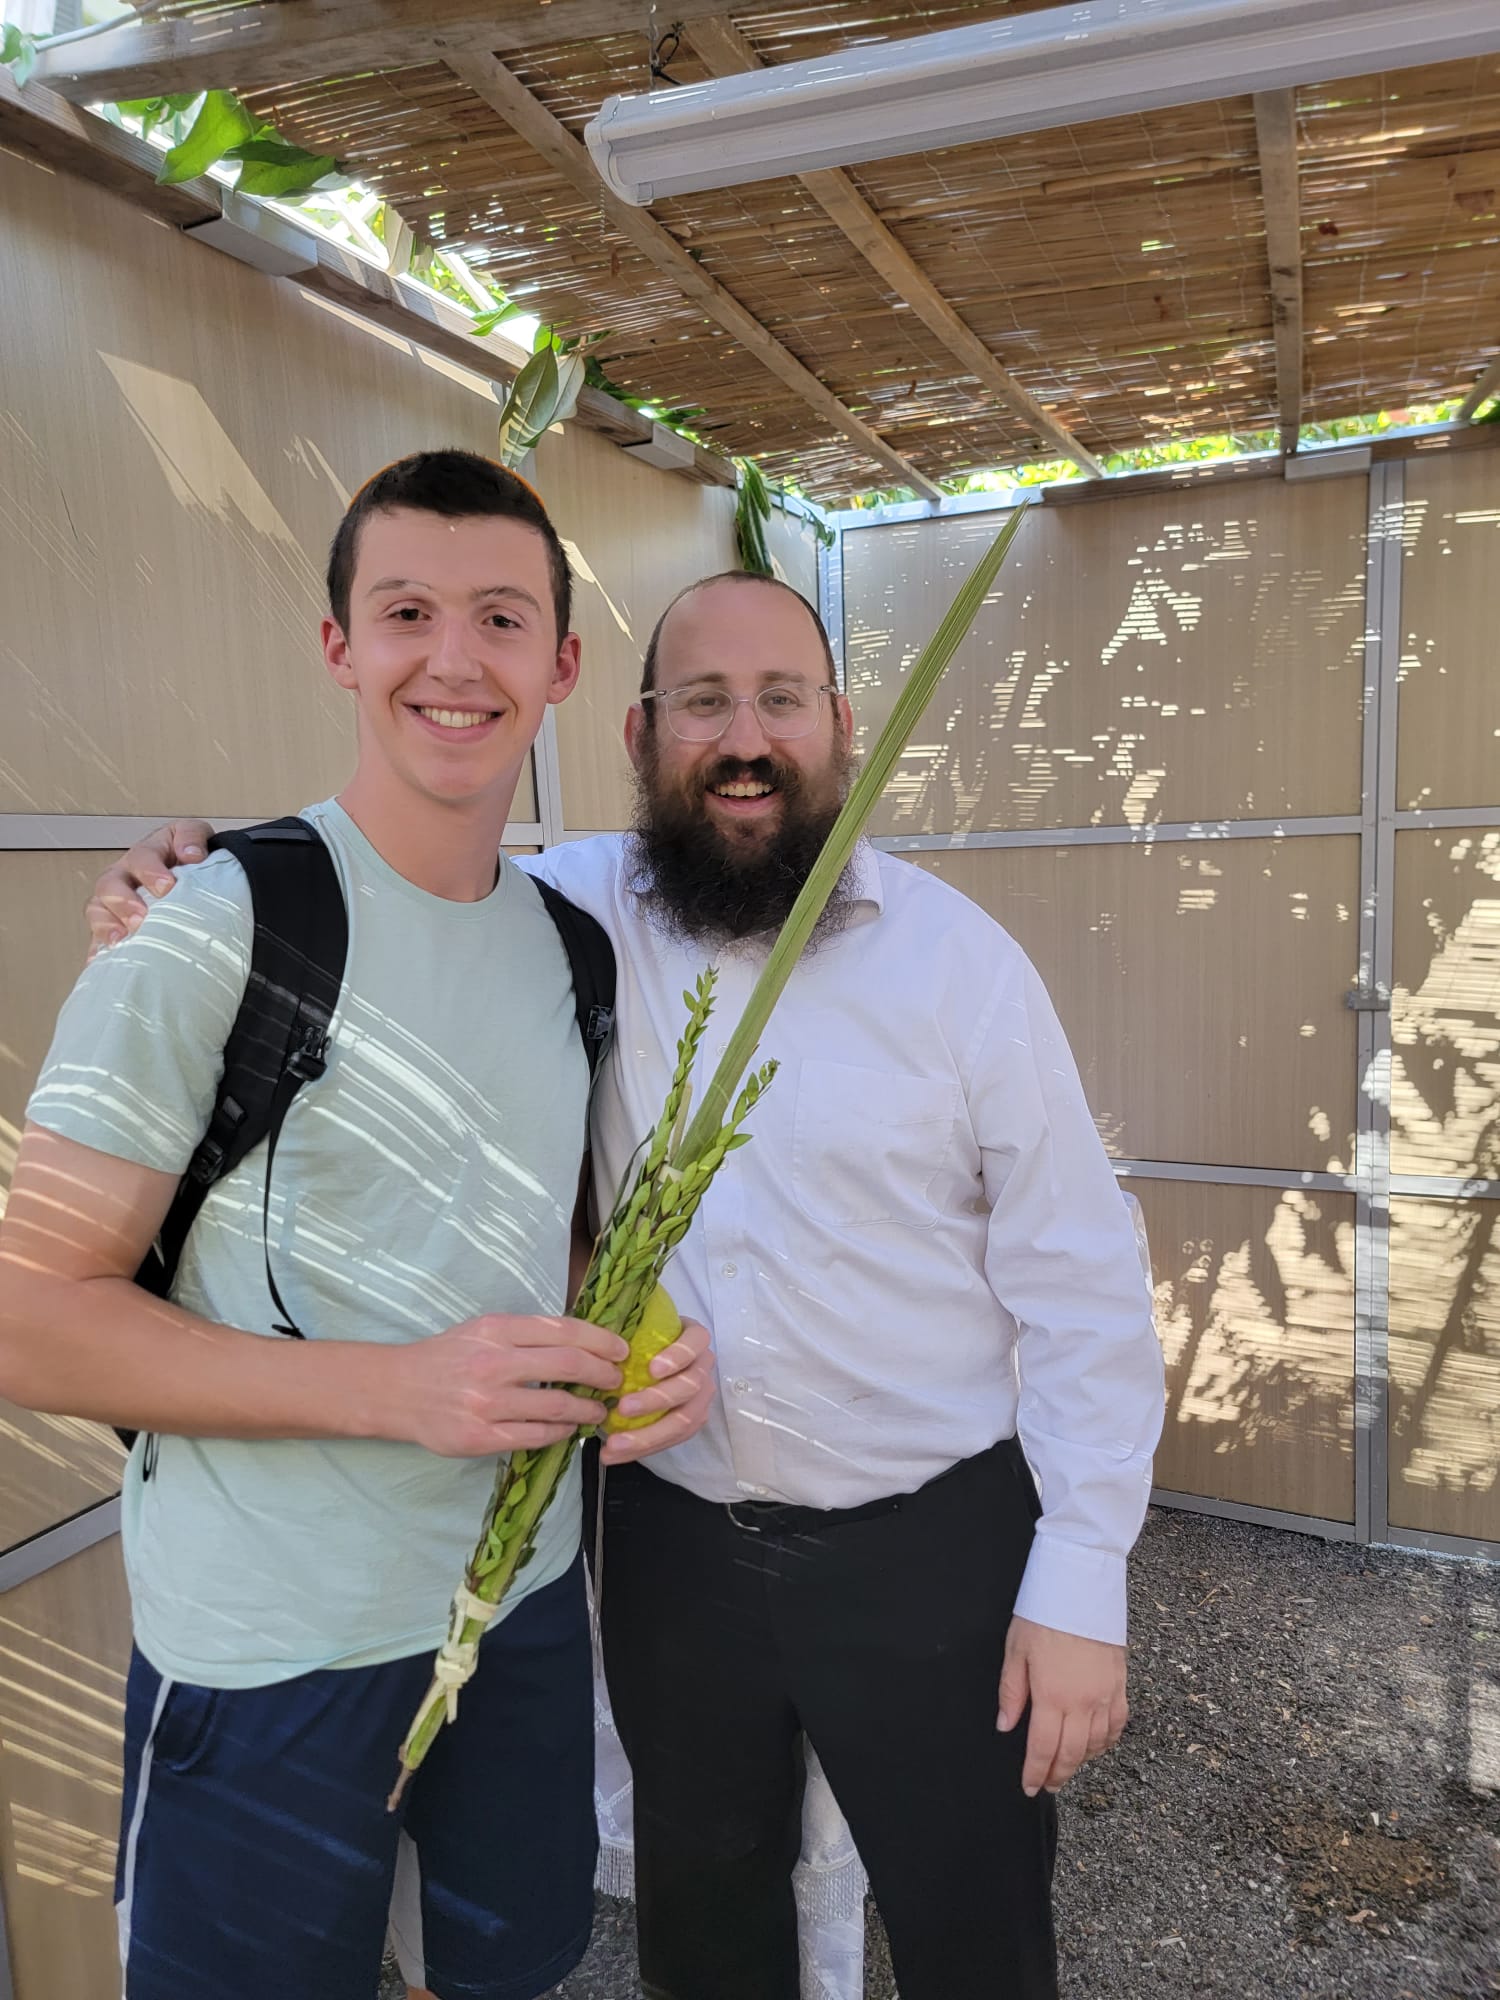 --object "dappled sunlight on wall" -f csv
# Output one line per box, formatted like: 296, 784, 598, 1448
908, 837, 1359, 1173
1133, 1181, 1355, 1521
0, 852, 136, 1529
0, 143, 559, 820
0, 1538, 130, 2000
1391, 831, 1500, 1182
1397, 455, 1500, 814
843, 481, 1367, 837
1389, 1201, 1500, 1543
